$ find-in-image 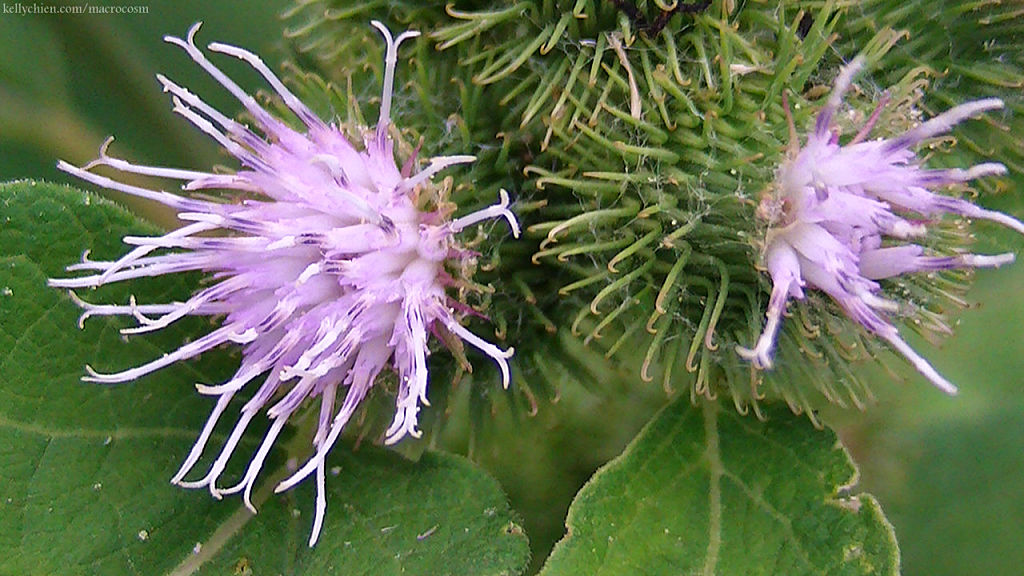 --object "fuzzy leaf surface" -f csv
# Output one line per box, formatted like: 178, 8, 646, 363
540, 396, 899, 576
